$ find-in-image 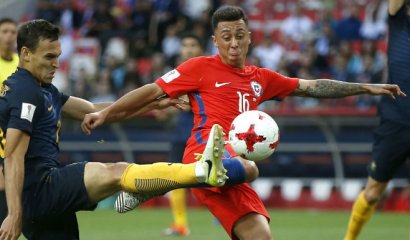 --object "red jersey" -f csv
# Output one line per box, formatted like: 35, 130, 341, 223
155, 55, 299, 163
